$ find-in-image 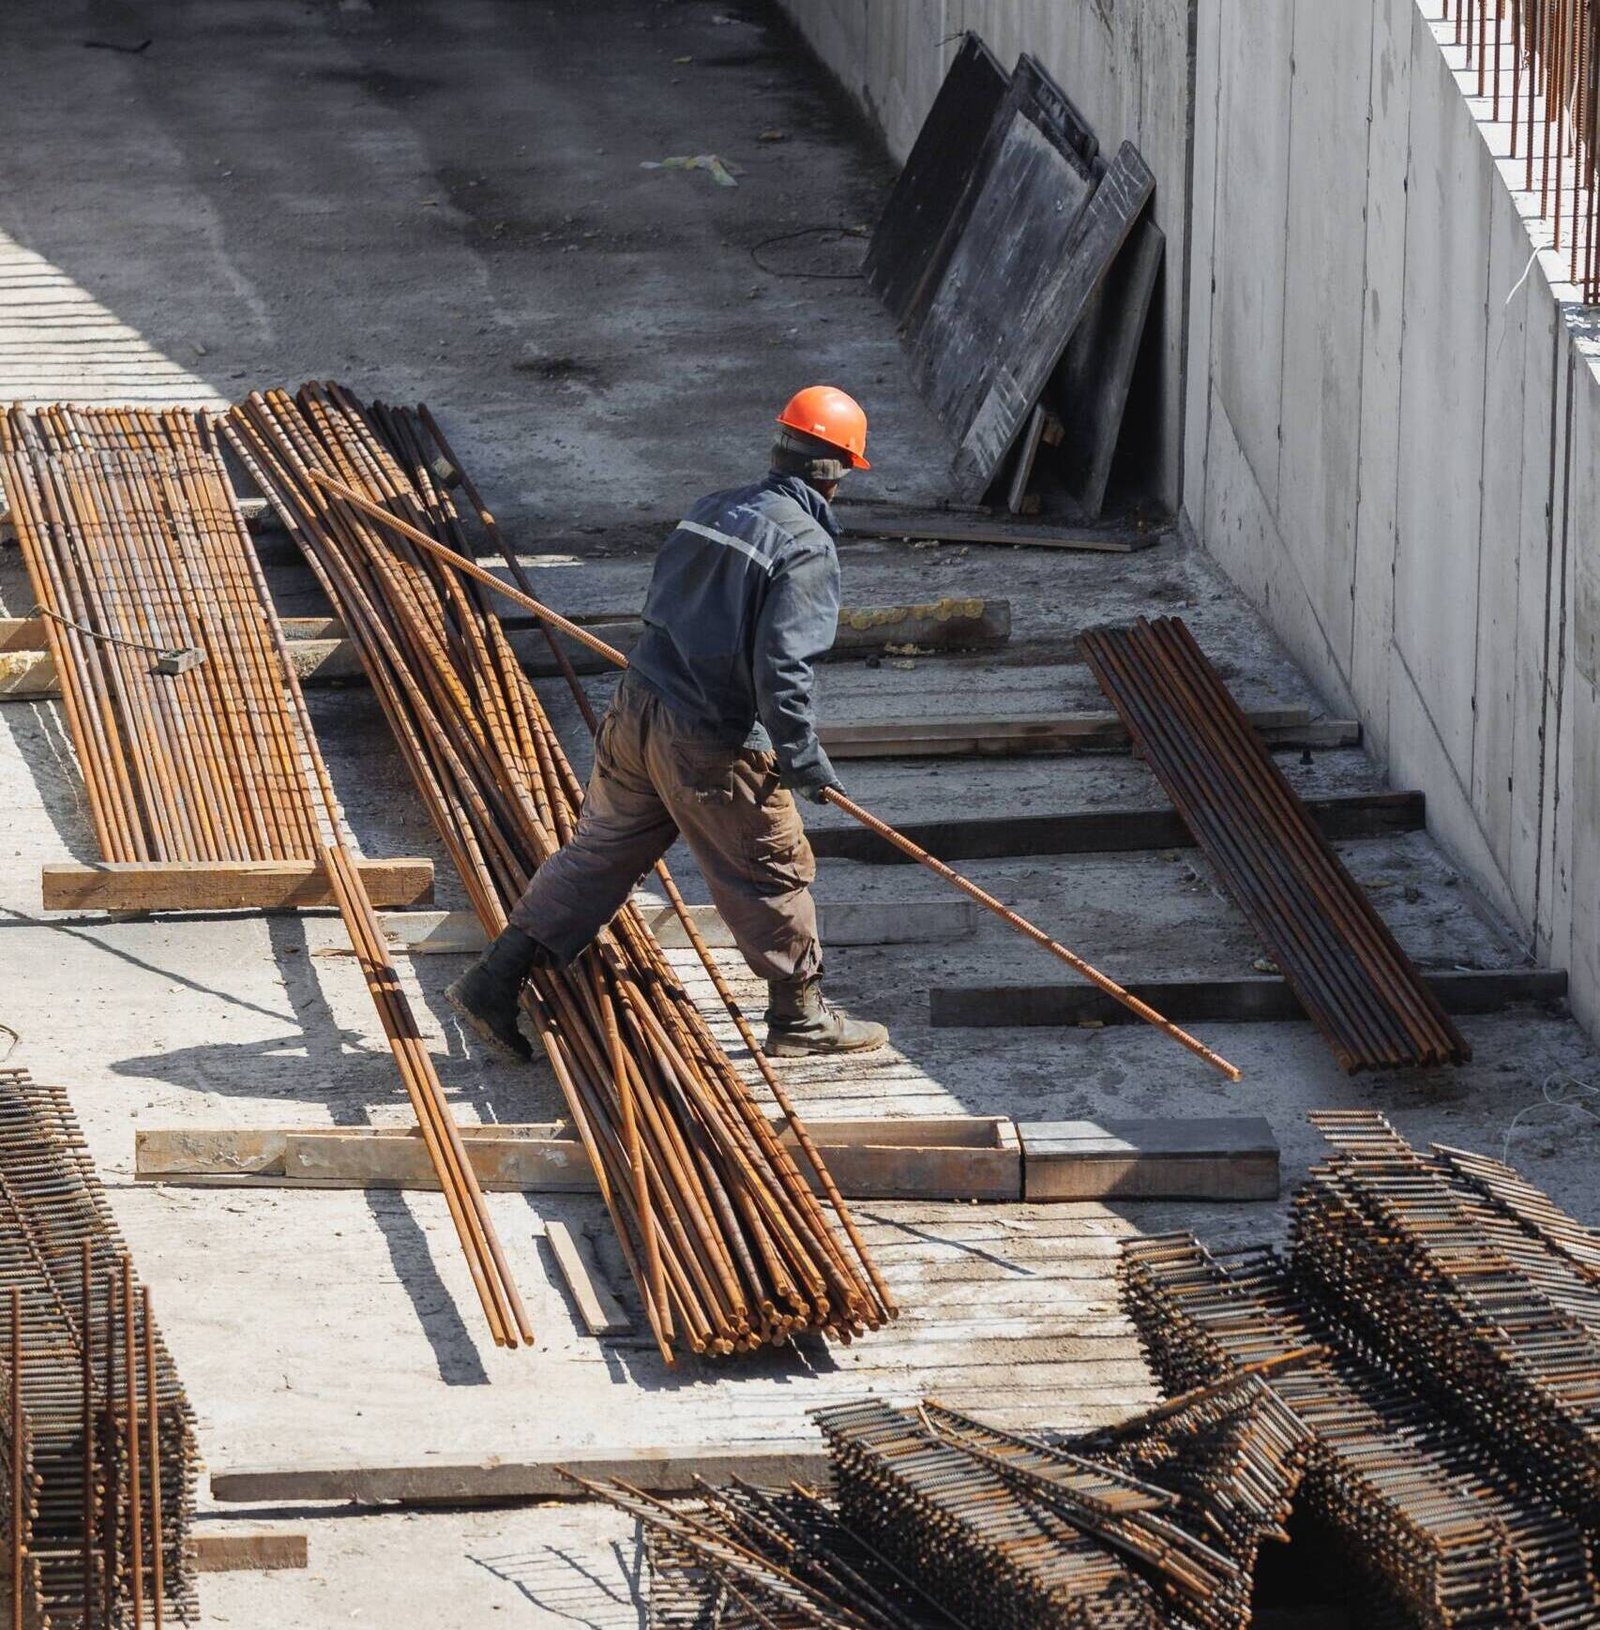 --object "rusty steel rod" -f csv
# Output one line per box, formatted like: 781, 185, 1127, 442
306, 467, 1237, 1081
